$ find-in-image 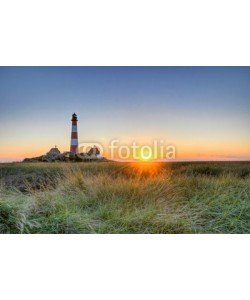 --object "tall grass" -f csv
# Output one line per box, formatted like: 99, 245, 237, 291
0, 162, 249, 233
